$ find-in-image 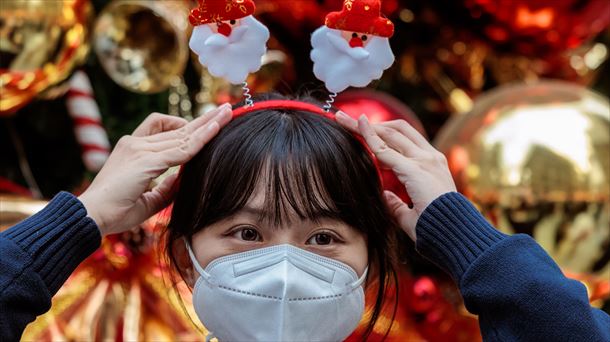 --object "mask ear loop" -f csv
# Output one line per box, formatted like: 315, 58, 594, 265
183, 237, 214, 284
346, 267, 369, 294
